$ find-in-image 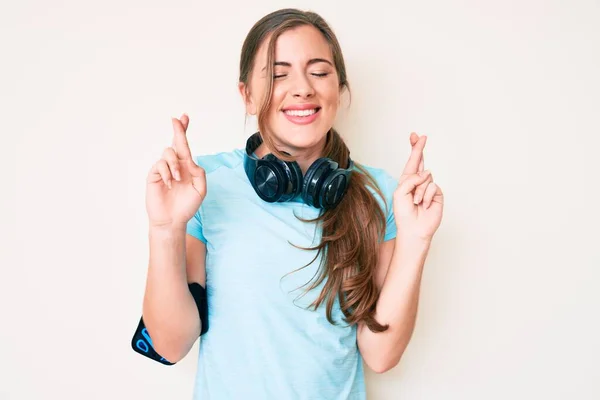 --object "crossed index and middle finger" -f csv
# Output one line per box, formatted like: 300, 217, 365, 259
402, 133, 427, 177
171, 114, 193, 161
